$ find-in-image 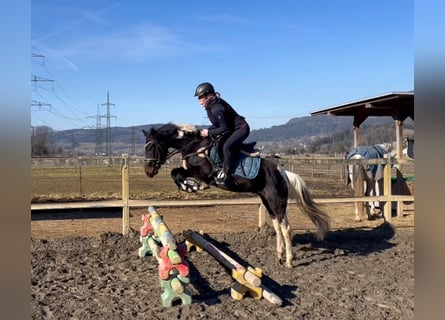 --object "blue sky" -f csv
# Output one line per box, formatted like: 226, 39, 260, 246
31, 0, 413, 131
